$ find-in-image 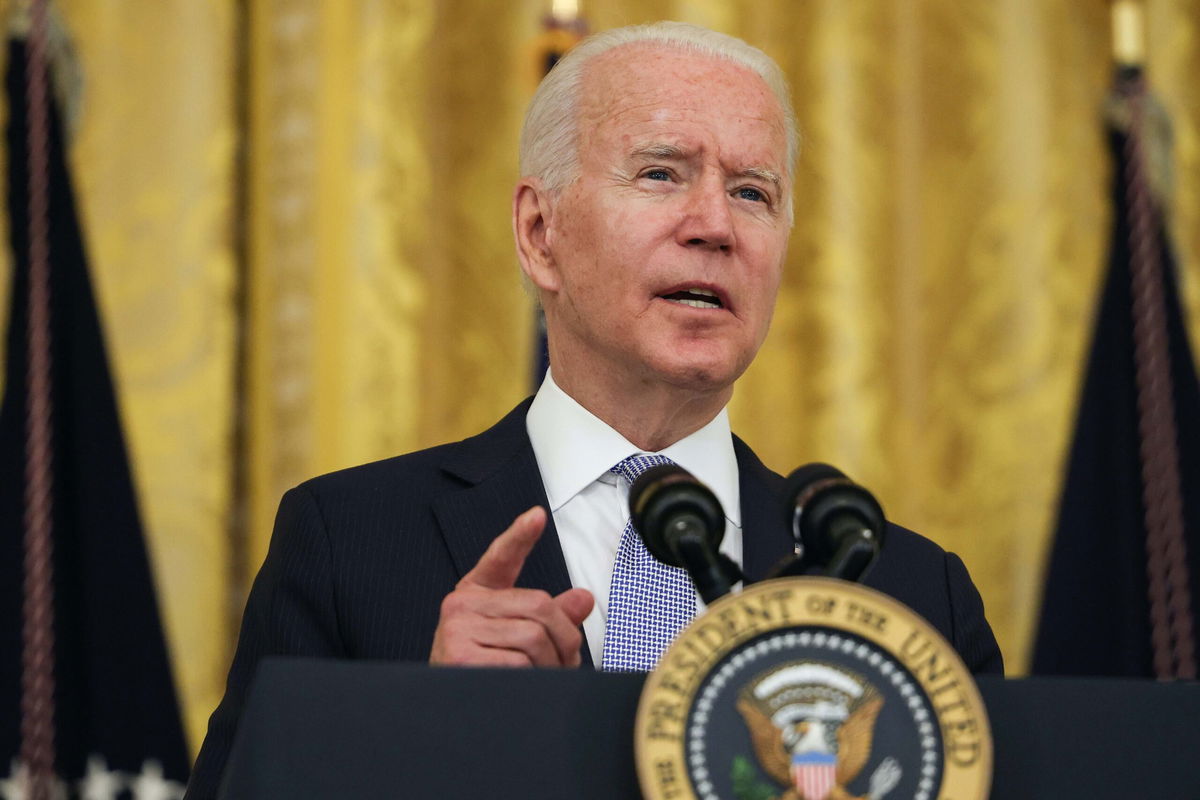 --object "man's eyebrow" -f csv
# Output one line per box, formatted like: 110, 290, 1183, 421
628, 143, 783, 192
738, 166, 783, 193
629, 142, 688, 160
